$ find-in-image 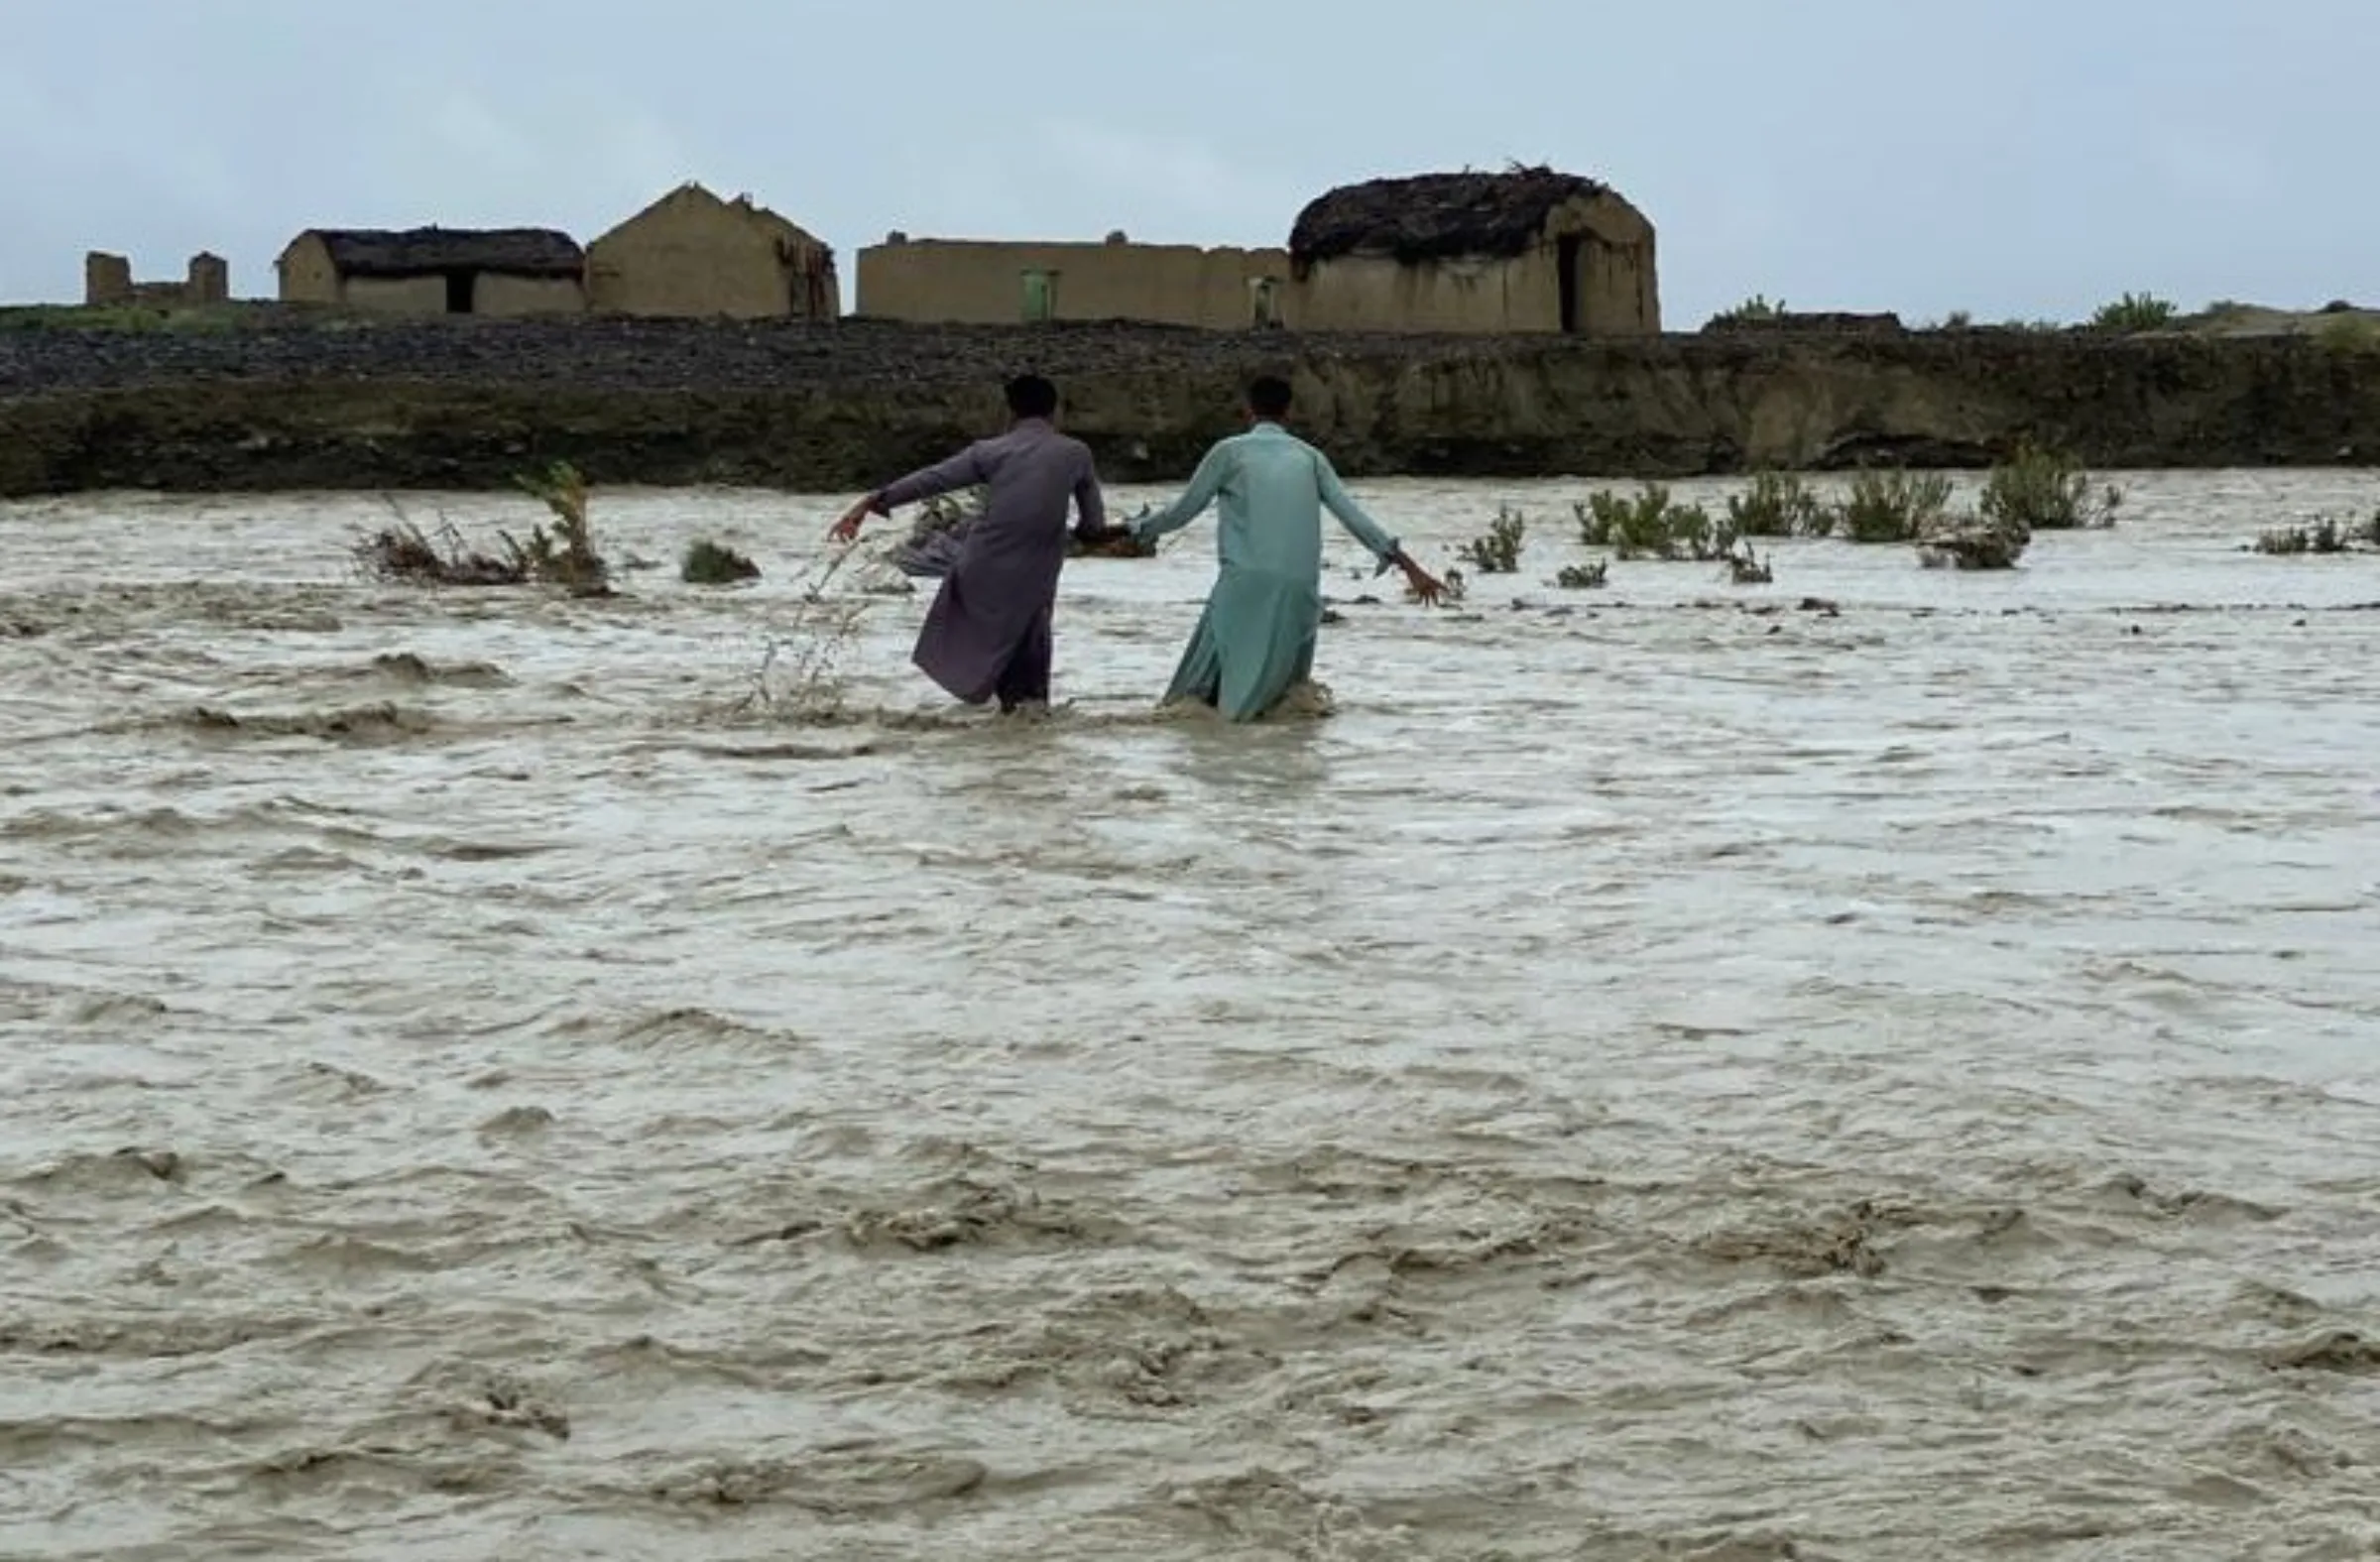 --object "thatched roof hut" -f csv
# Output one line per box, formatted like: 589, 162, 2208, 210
300, 226, 585, 279
1288, 167, 1625, 268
